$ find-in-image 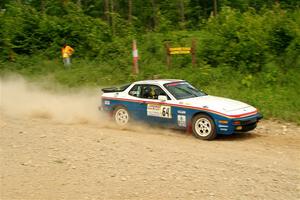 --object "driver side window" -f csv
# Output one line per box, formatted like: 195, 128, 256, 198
129, 84, 170, 100
128, 84, 142, 97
